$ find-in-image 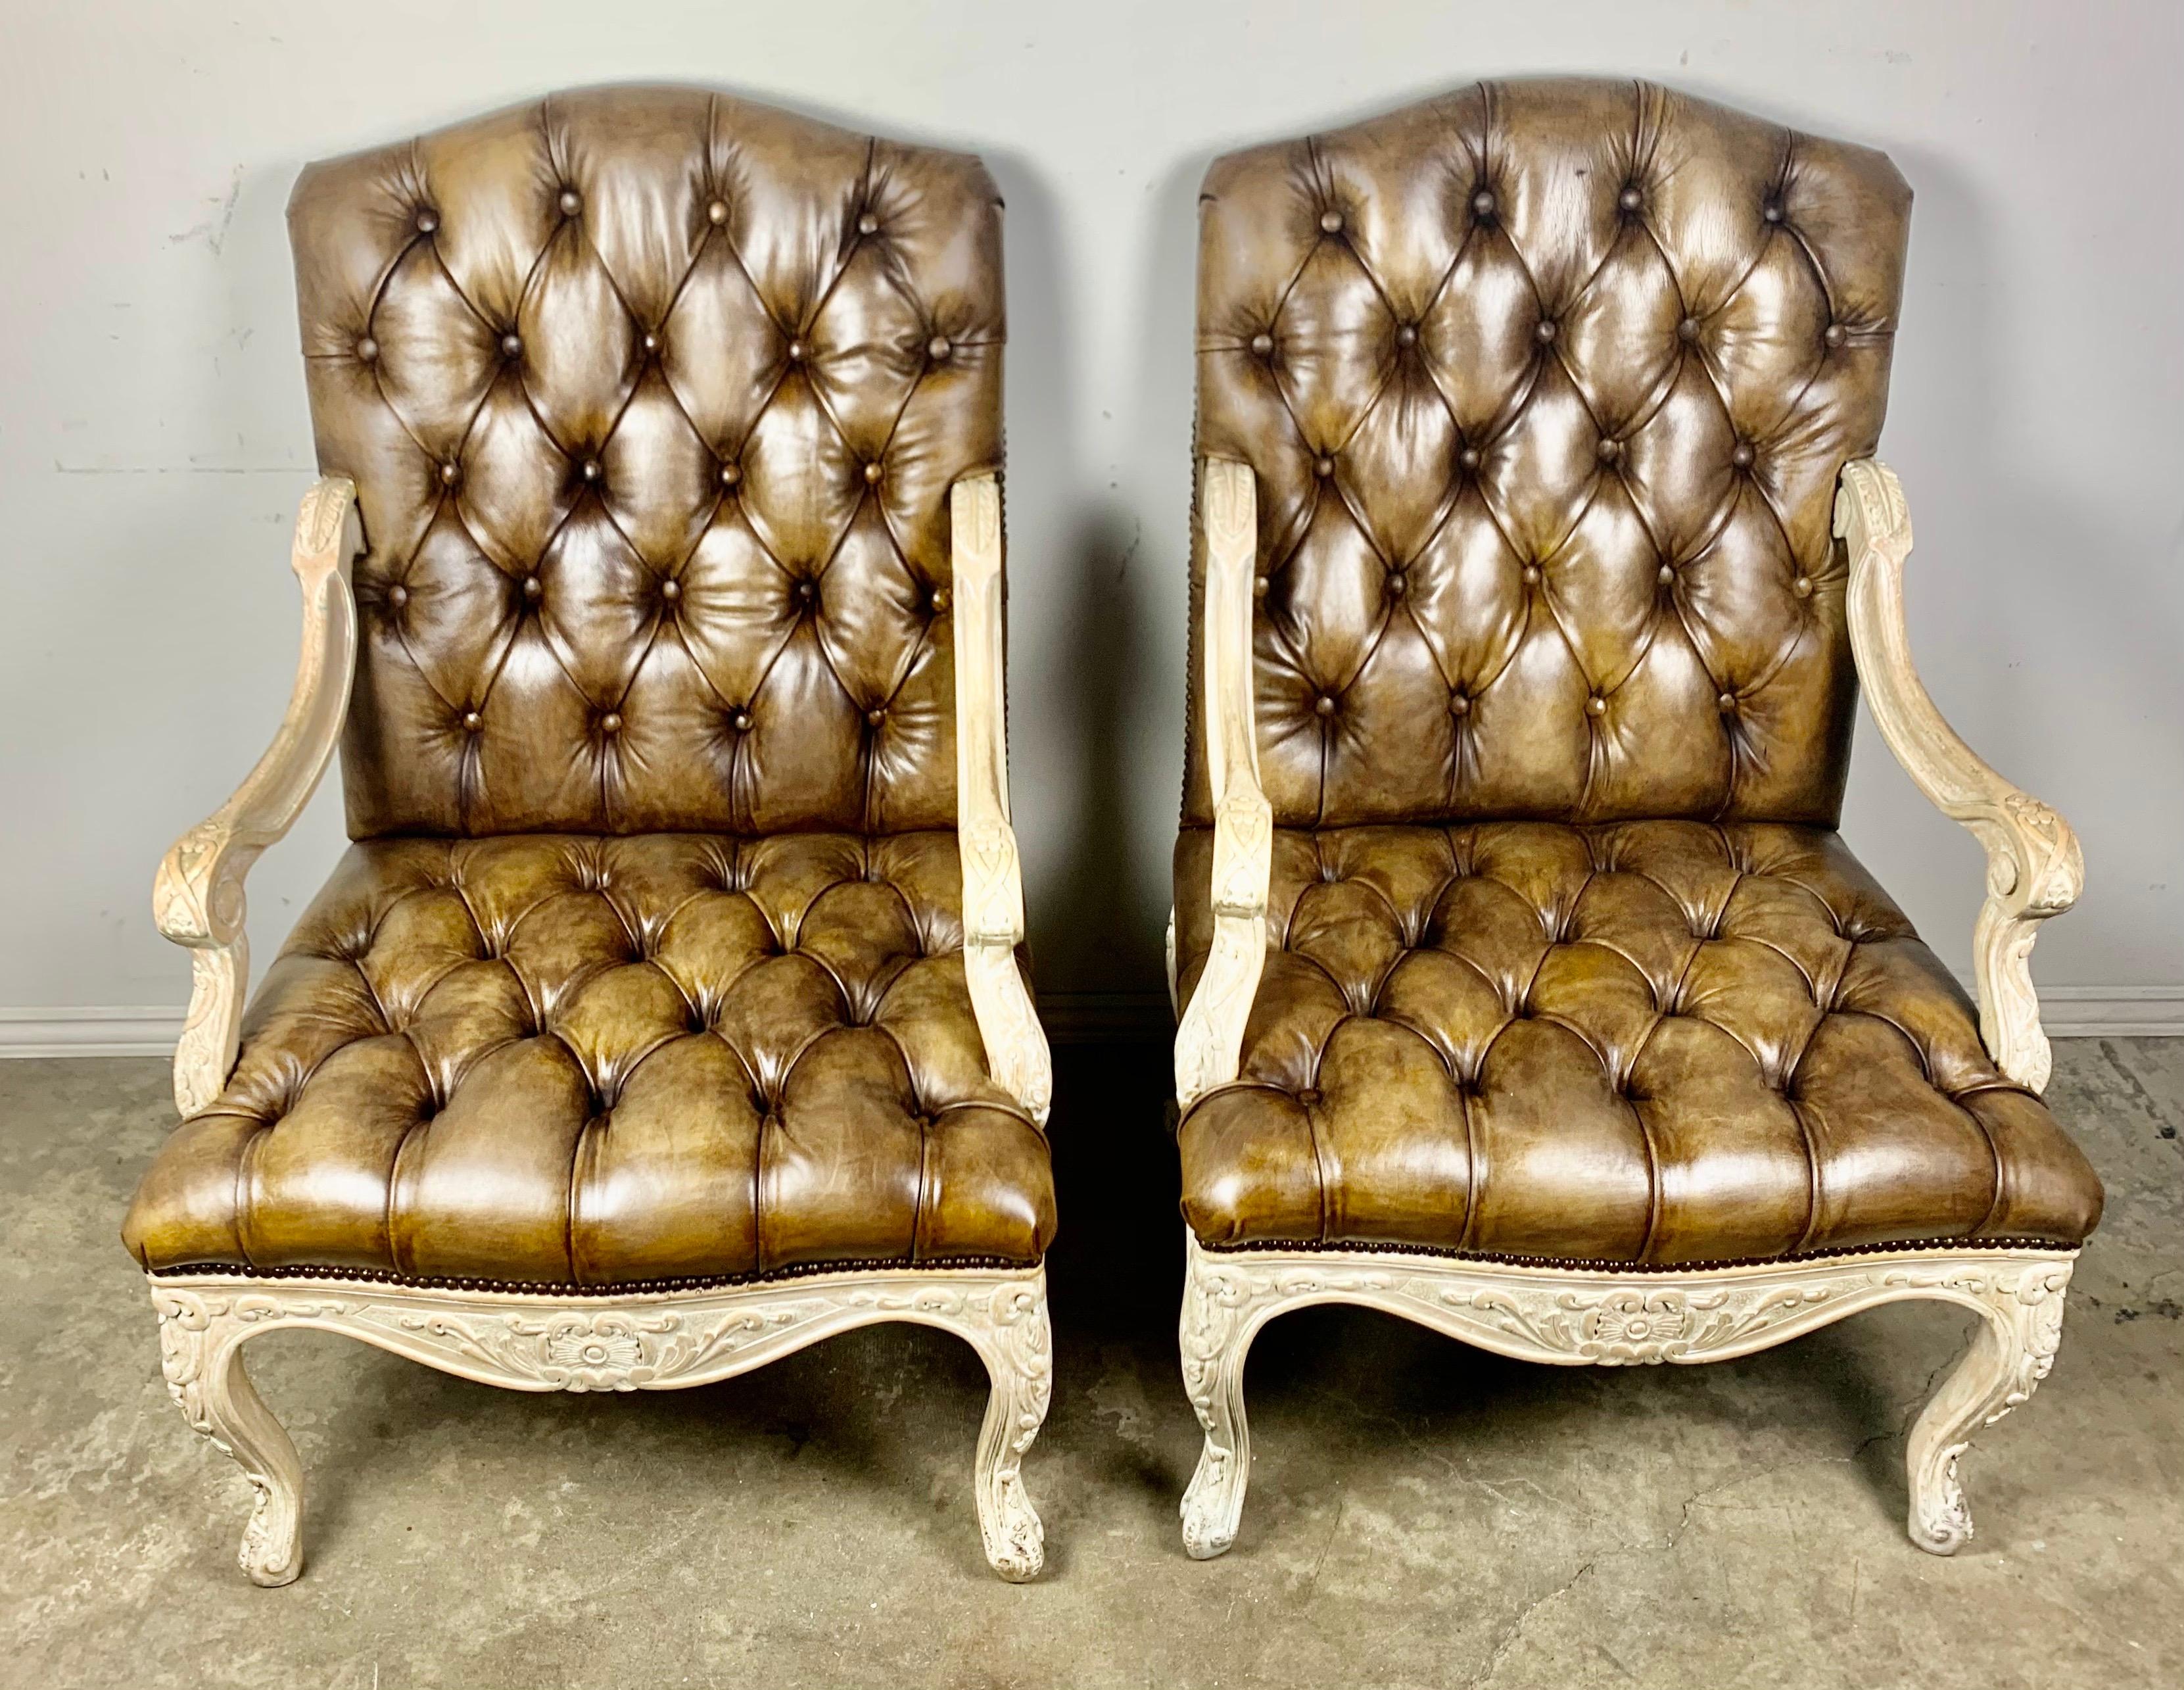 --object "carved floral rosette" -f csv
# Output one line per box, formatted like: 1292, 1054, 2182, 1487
152, 1269, 1051, 1397
1179, 1233, 2076, 1558
149, 1264, 1053, 1581
1181, 1241, 2076, 1371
